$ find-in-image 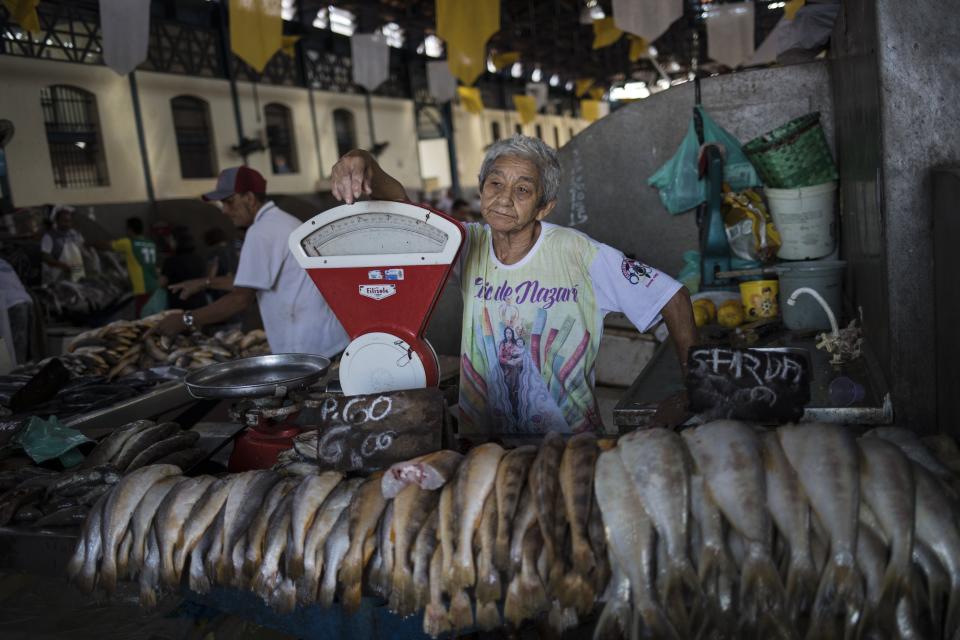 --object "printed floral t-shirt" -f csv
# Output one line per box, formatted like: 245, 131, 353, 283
457, 222, 682, 434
